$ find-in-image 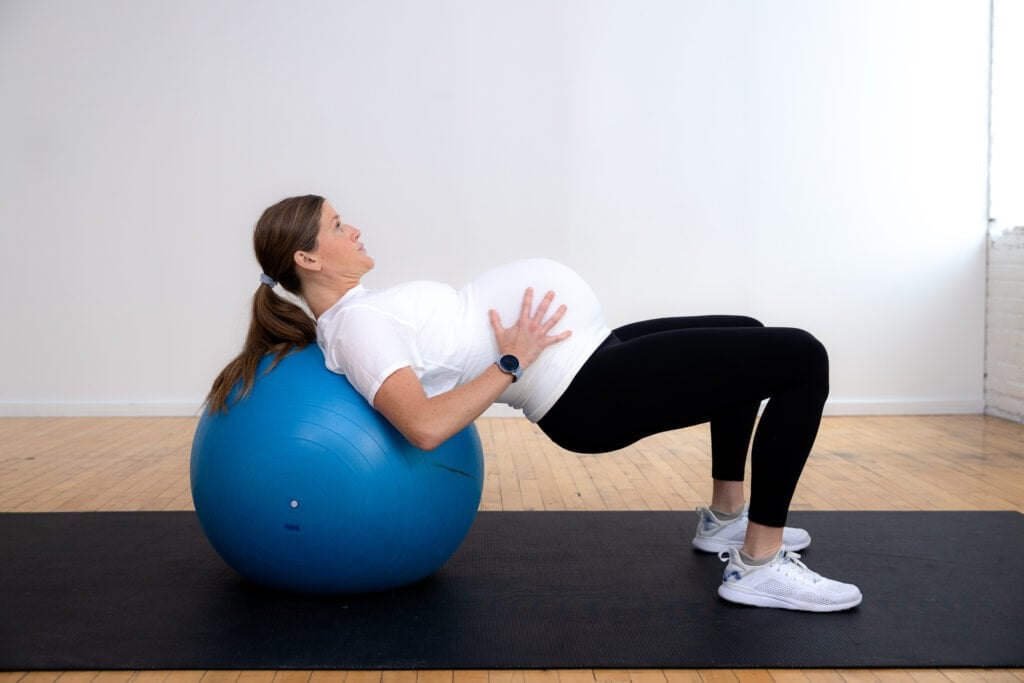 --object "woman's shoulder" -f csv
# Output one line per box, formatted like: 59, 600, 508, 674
322, 279, 457, 328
